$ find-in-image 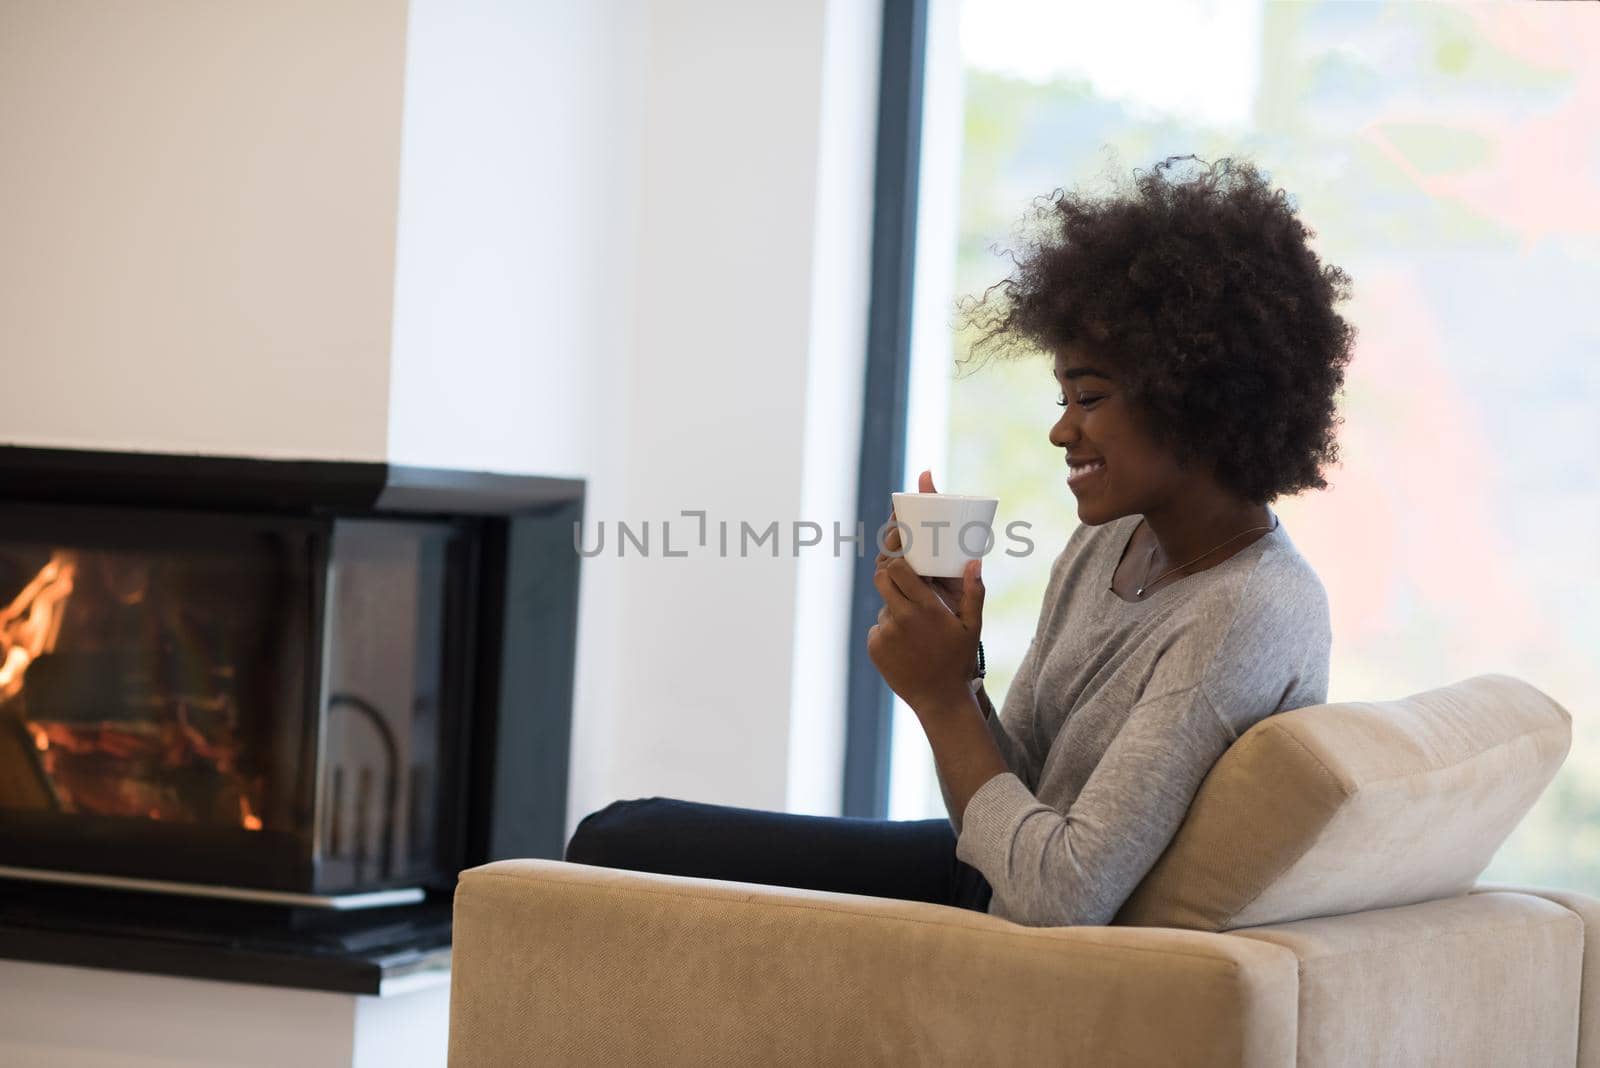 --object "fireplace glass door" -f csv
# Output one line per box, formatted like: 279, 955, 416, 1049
0, 502, 466, 898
